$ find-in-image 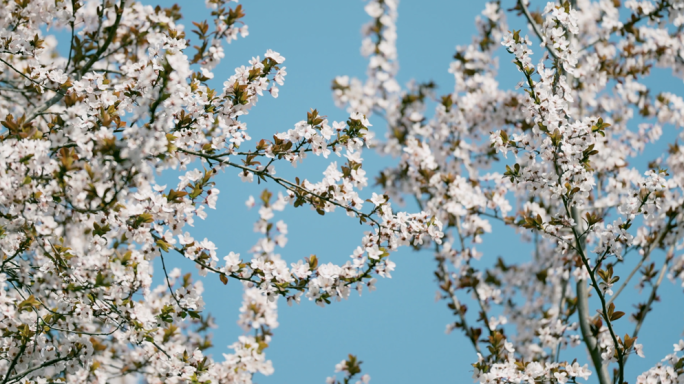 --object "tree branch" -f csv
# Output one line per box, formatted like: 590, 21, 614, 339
177, 148, 381, 227
517, 0, 559, 61
25, 0, 126, 123
591, 219, 674, 322
572, 207, 611, 384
